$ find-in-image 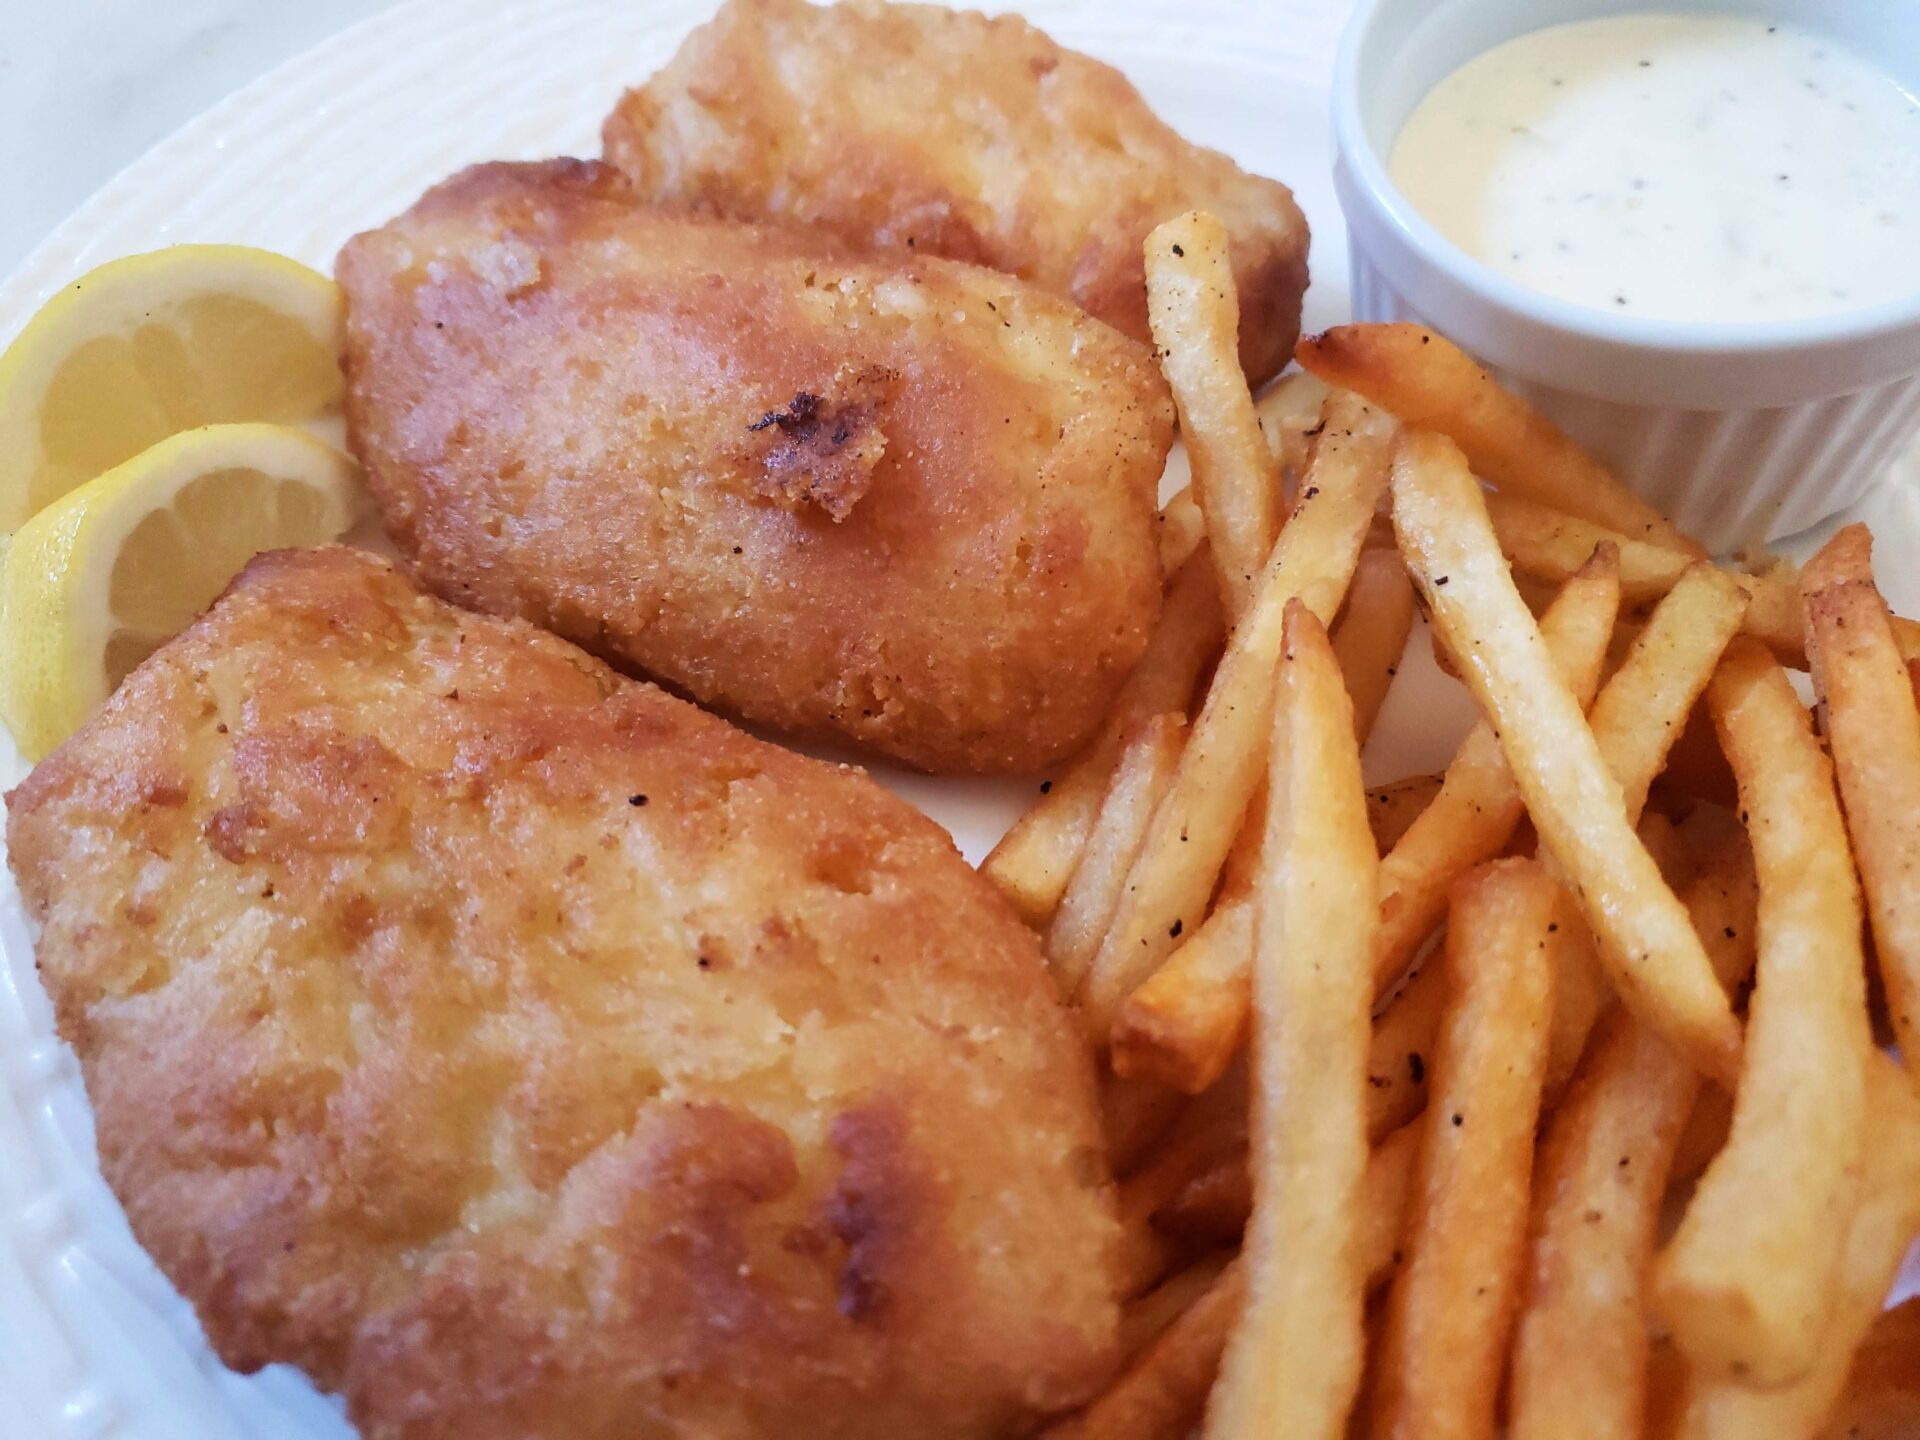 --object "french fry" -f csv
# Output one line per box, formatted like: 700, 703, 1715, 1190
1253, 367, 1334, 479
1508, 833, 1759, 1440
1488, 491, 1920, 669
1119, 1251, 1236, 1361
1149, 959, 1447, 1248
1063, 1121, 1426, 1440
1588, 564, 1750, 822
1812, 1296, 1920, 1440
1297, 323, 1701, 555
1047, 713, 1189, 995
1153, 1073, 1429, 1265
1538, 888, 1612, 1102
1149, 1146, 1254, 1249
1114, 1074, 1249, 1297
1079, 392, 1396, 1037
1204, 604, 1376, 1440
1638, 808, 1695, 888
1103, 1071, 1189, 1179
1802, 525, 1920, 1087
1484, 491, 1813, 663
1158, 487, 1208, 575
1366, 957, 1446, 1143
1391, 430, 1742, 1083
982, 553, 1222, 926
1674, 1059, 1920, 1440
1110, 555, 1619, 1096
1365, 859, 1559, 1440
1372, 550, 1622, 995
1332, 548, 1417, 747
1537, 563, 1752, 1093
1351, 1121, 1422, 1291
1054, 1259, 1246, 1440
1111, 899, 1255, 1094
1146, 211, 1282, 618
1654, 637, 1874, 1387
1366, 774, 1442, 853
